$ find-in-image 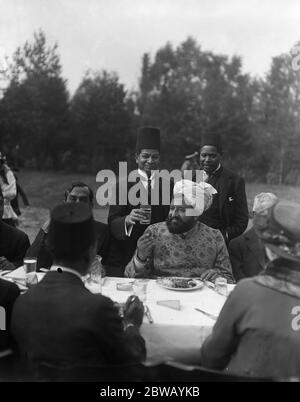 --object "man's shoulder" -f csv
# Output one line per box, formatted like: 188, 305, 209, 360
220, 167, 245, 182
1, 221, 29, 242
0, 277, 20, 300
233, 276, 264, 296
148, 221, 167, 232
229, 228, 252, 247
199, 222, 222, 237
